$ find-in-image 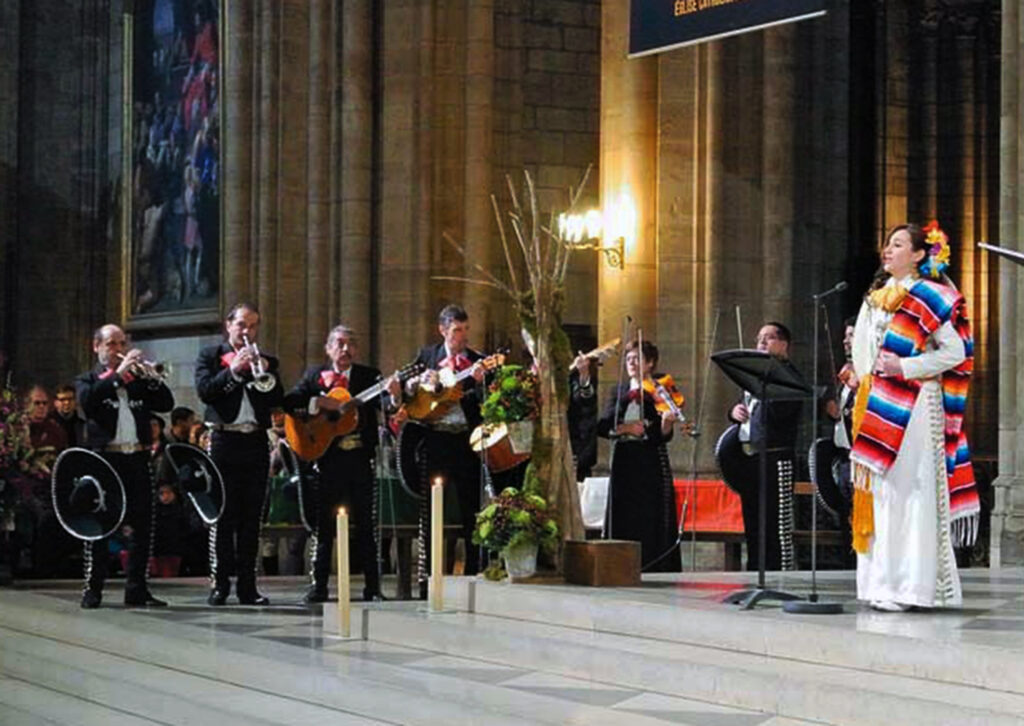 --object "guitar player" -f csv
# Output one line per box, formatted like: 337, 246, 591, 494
284, 324, 400, 603
403, 303, 487, 598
